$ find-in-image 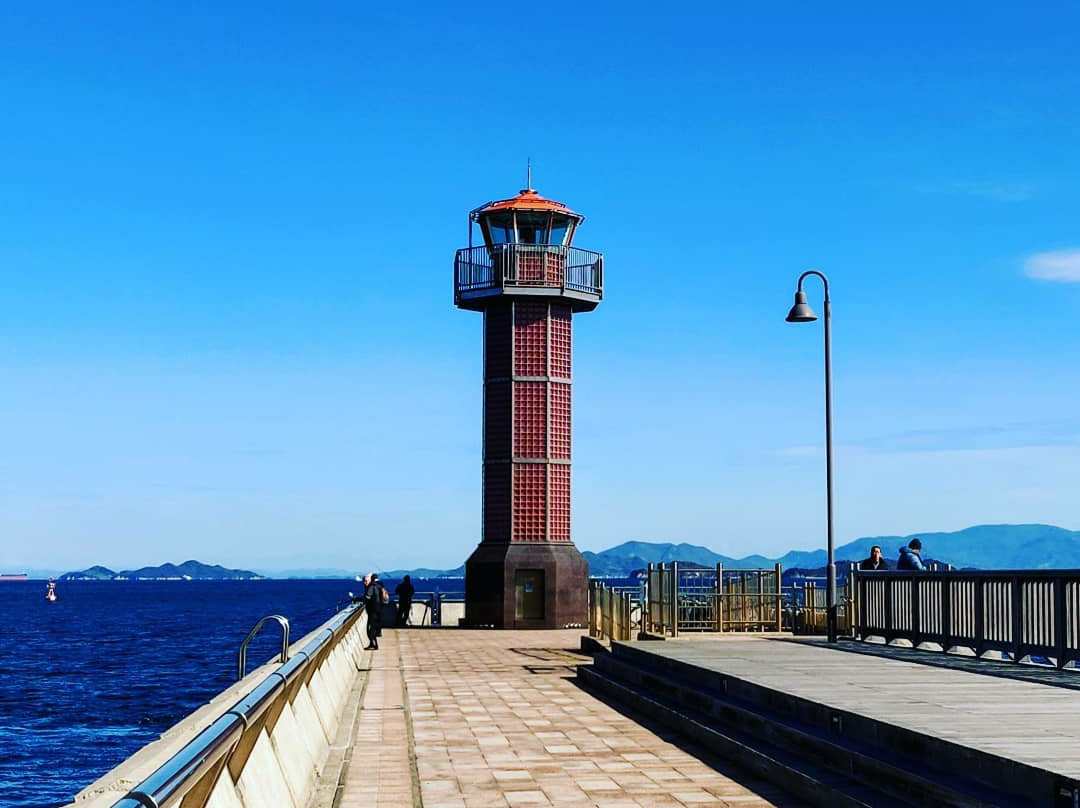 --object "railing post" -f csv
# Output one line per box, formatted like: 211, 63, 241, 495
884, 576, 894, 644
853, 568, 864, 640
715, 563, 723, 632
671, 561, 680, 637
591, 578, 600, 639
1012, 575, 1023, 663
911, 576, 922, 647
1054, 577, 1067, 669
606, 586, 614, 641
755, 570, 763, 630
774, 563, 783, 632
657, 563, 665, 636
645, 563, 651, 633
941, 574, 952, 653
740, 571, 748, 632
846, 562, 855, 637
974, 577, 985, 657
